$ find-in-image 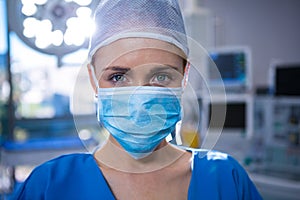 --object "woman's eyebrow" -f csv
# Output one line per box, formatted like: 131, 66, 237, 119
102, 65, 180, 73
102, 66, 131, 72
148, 65, 180, 73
